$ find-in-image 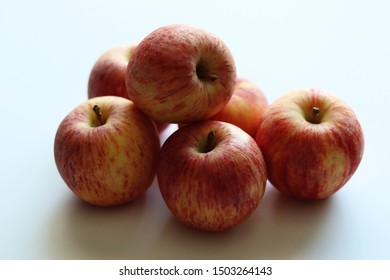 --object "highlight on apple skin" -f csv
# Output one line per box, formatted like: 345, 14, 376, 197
54, 96, 161, 206
126, 24, 237, 124
156, 120, 267, 231
256, 88, 364, 200
87, 43, 169, 133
